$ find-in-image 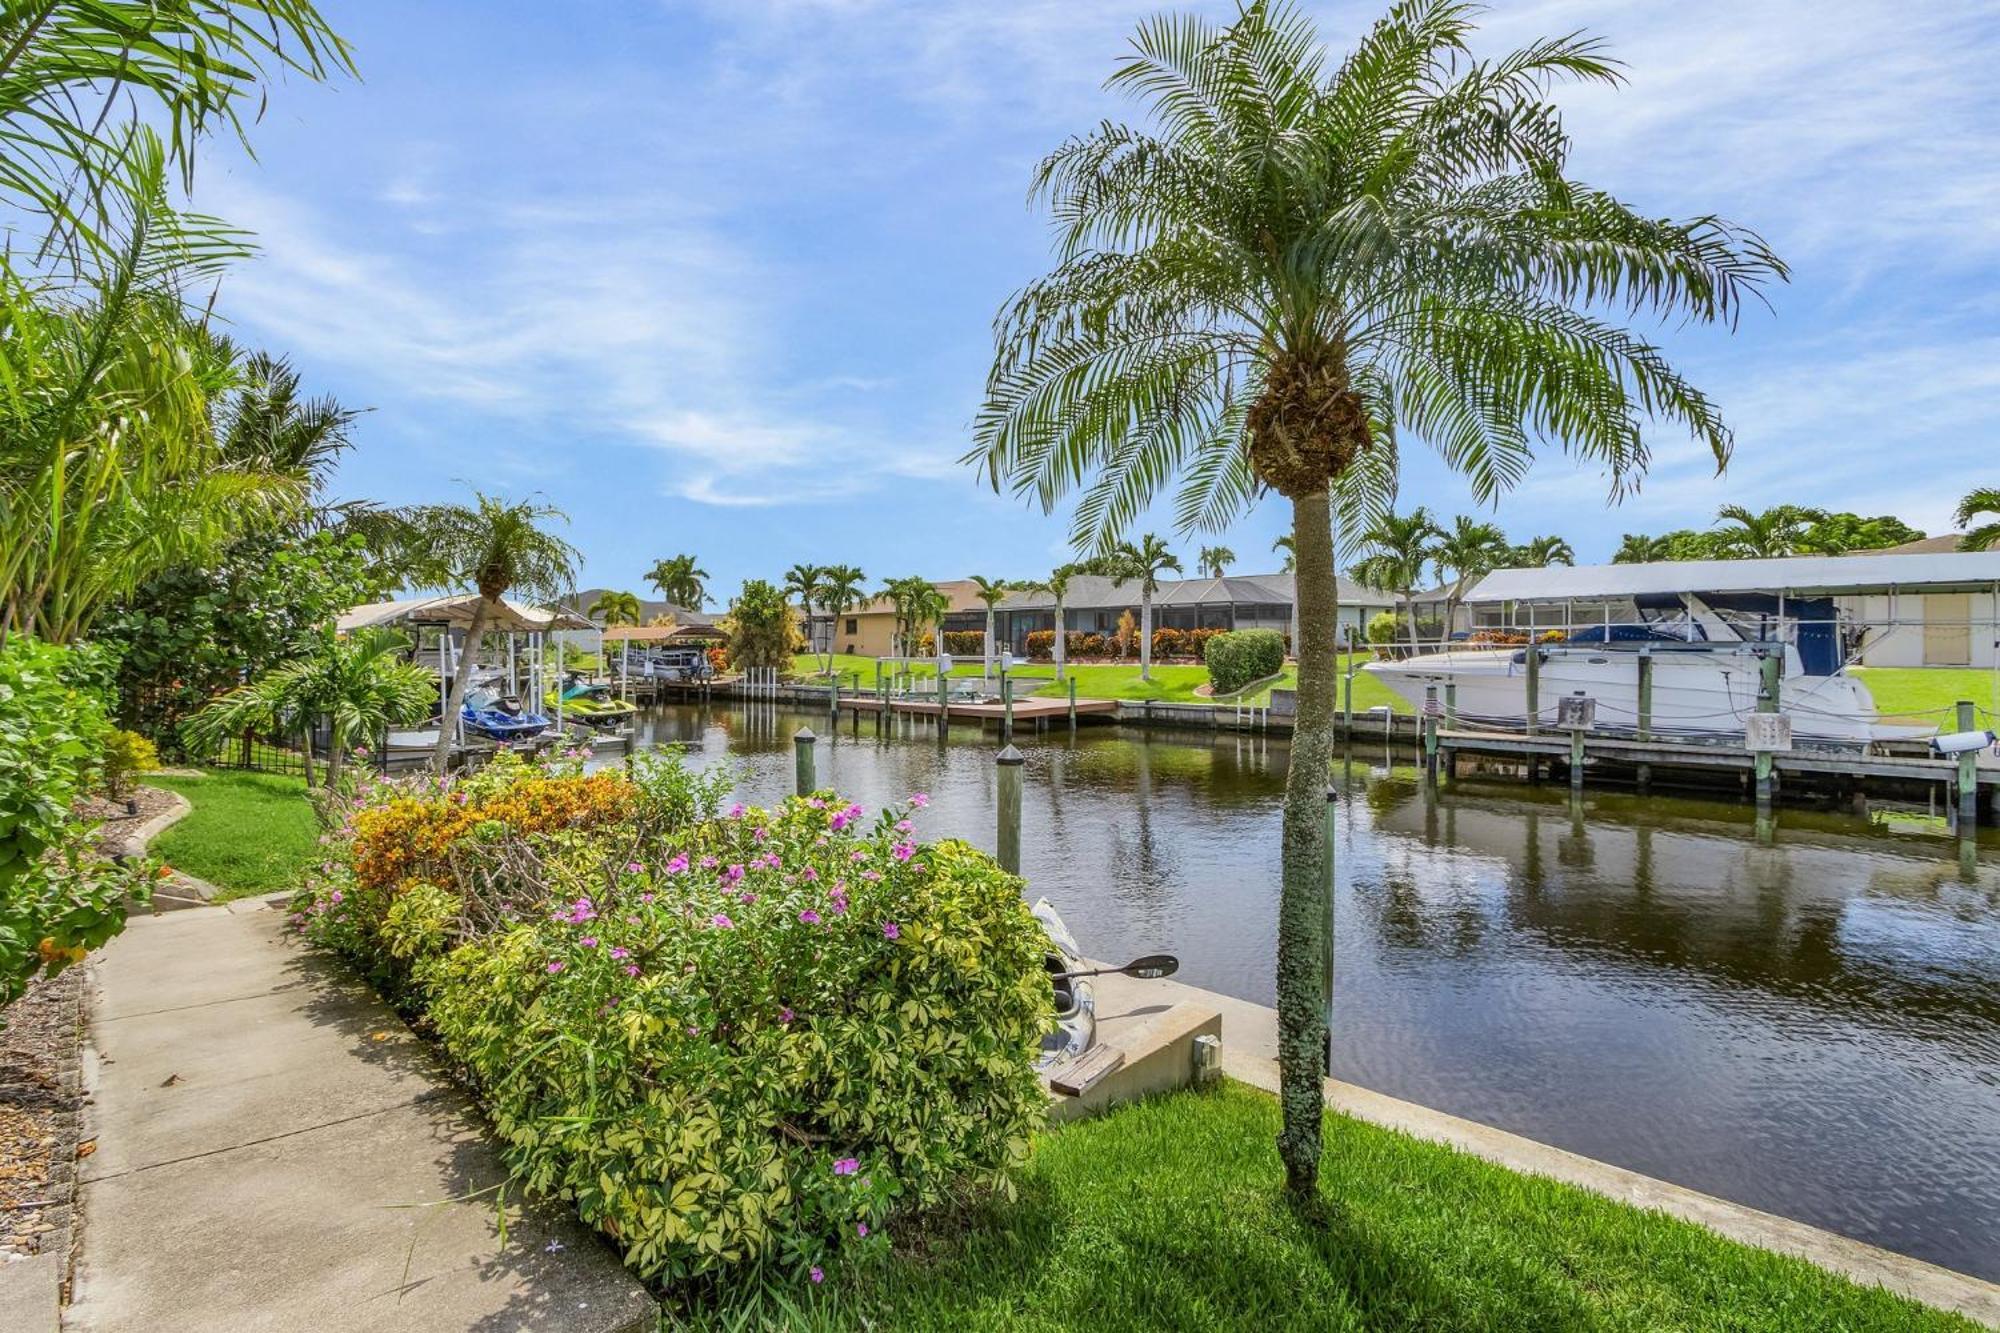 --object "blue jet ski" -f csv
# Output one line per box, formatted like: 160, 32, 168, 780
460, 686, 551, 742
